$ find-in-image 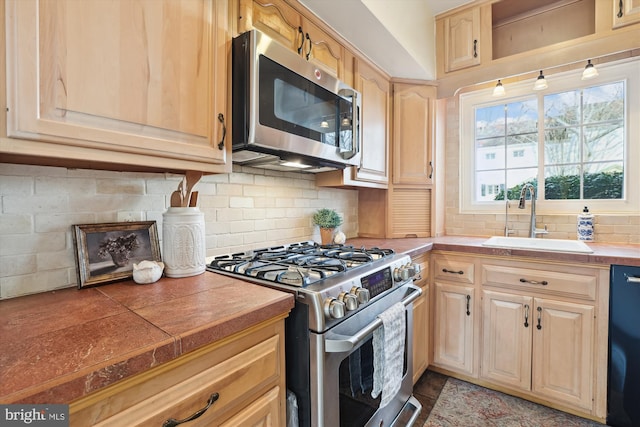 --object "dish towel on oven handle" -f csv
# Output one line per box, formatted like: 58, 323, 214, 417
371, 301, 406, 407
